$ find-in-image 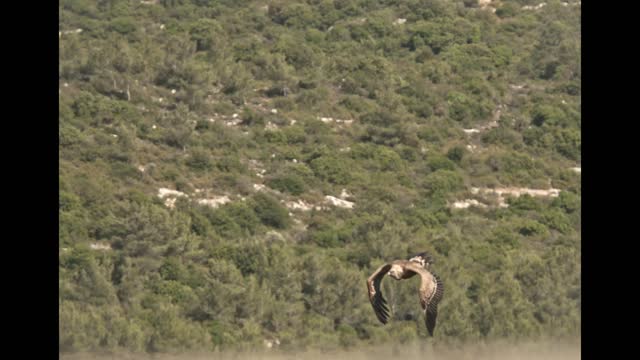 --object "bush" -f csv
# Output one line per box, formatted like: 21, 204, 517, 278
552, 191, 580, 213
264, 130, 288, 144
482, 127, 523, 148
251, 193, 290, 229
555, 128, 581, 161
110, 17, 137, 35
360, 111, 400, 127
496, 3, 519, 18
207, 208, 243, 238
542, 209, 573, 234
490, 226, 520, 248
427, 155, 456, 172
215, 155, 245, 173
266, 173, 306, 195
186, 149, 212, 171
60, 124, 84, 147
424, 169, 465, 197
517, 219, 549, 237
282, 126, 307, 144
447, 91, 491, 123
531, 105, 567, 127
224, 202, 261, 235
309, 155, 352, 185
